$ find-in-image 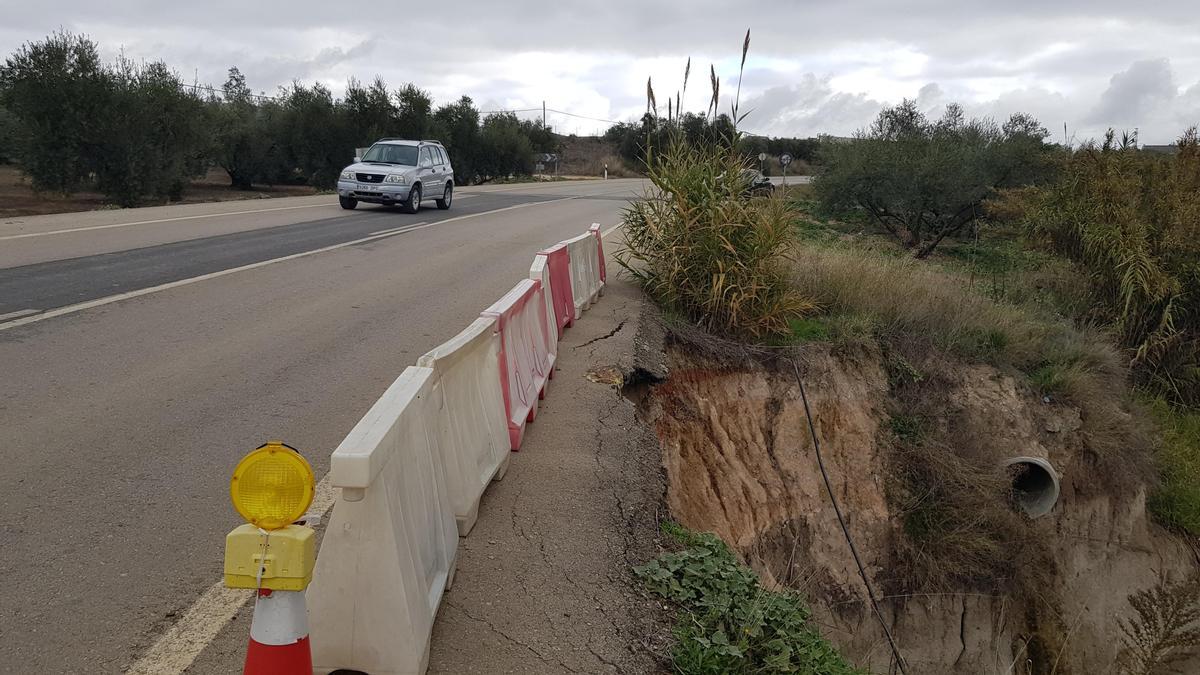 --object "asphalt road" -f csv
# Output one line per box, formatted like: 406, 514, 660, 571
0, 178, 644, 673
